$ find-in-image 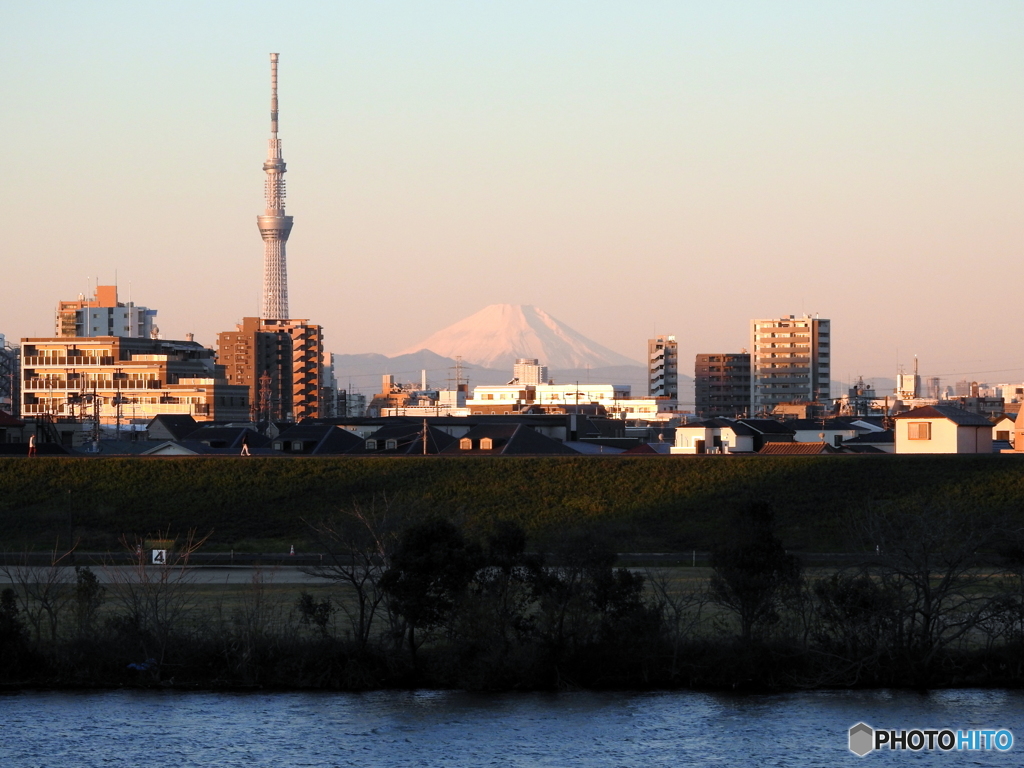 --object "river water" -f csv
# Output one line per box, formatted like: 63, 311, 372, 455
1, 688, 1020, 767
